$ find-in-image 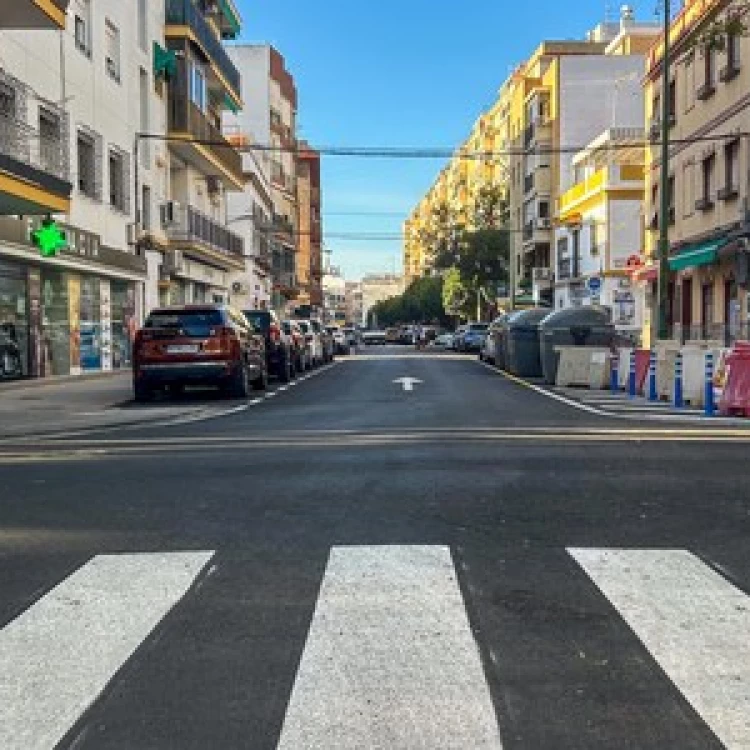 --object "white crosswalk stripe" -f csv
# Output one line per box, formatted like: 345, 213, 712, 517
277, 545, 503, 749
0, 551, 213, 750
571, 548, 750, 749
